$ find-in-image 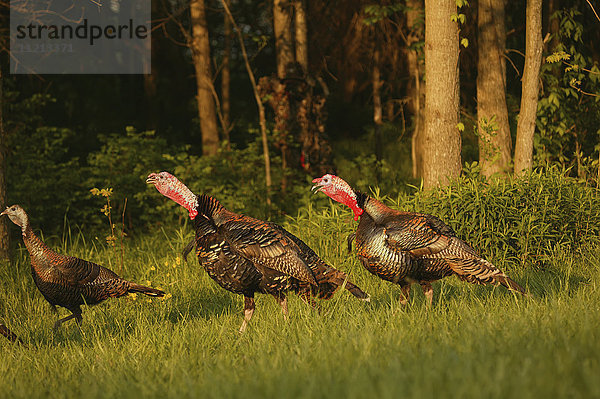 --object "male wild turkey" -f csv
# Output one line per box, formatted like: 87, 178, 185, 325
0, 205, 165, 329
147, 171, 368, 332
311, 174, 526, 306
